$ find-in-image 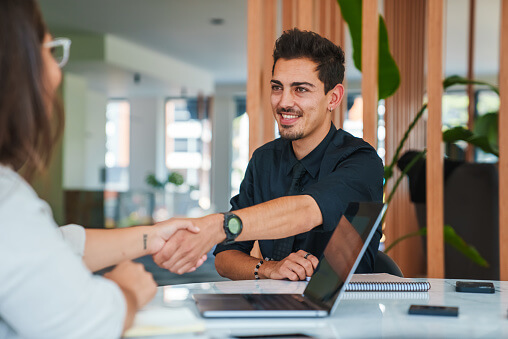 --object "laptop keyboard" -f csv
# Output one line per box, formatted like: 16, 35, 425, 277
242, 294, 315, 311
